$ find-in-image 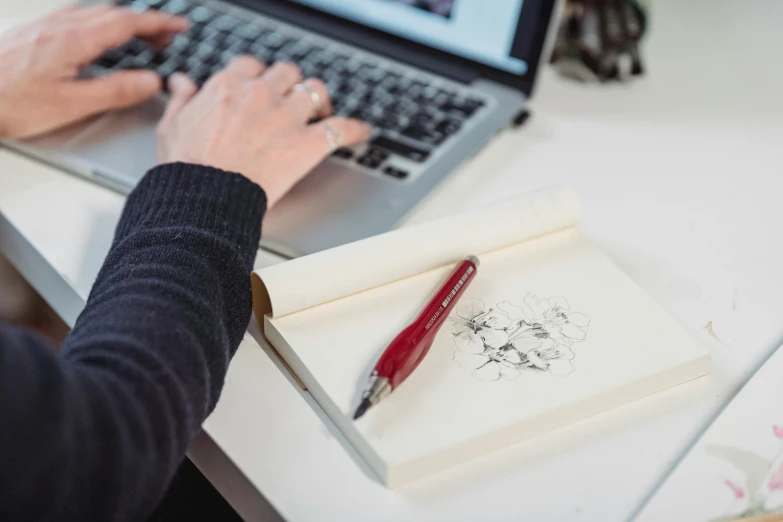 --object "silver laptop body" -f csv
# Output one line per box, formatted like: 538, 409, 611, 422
4, 0, 559, 257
